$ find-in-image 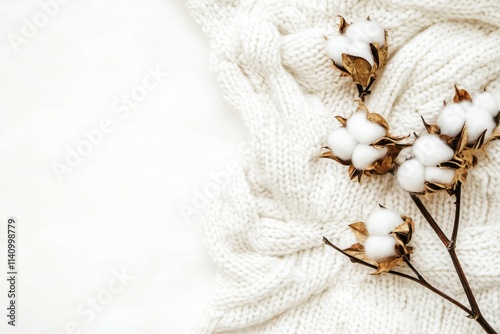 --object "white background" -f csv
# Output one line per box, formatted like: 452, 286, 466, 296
0, 1, 246, 333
